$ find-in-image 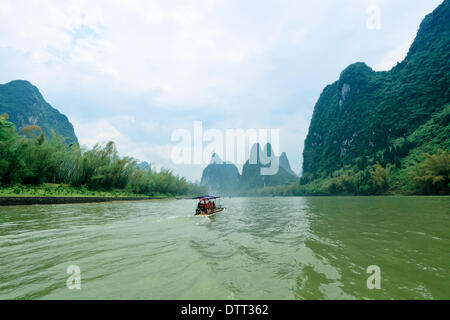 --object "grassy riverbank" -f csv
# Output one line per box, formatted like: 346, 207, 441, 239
0, 183, 173, 198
